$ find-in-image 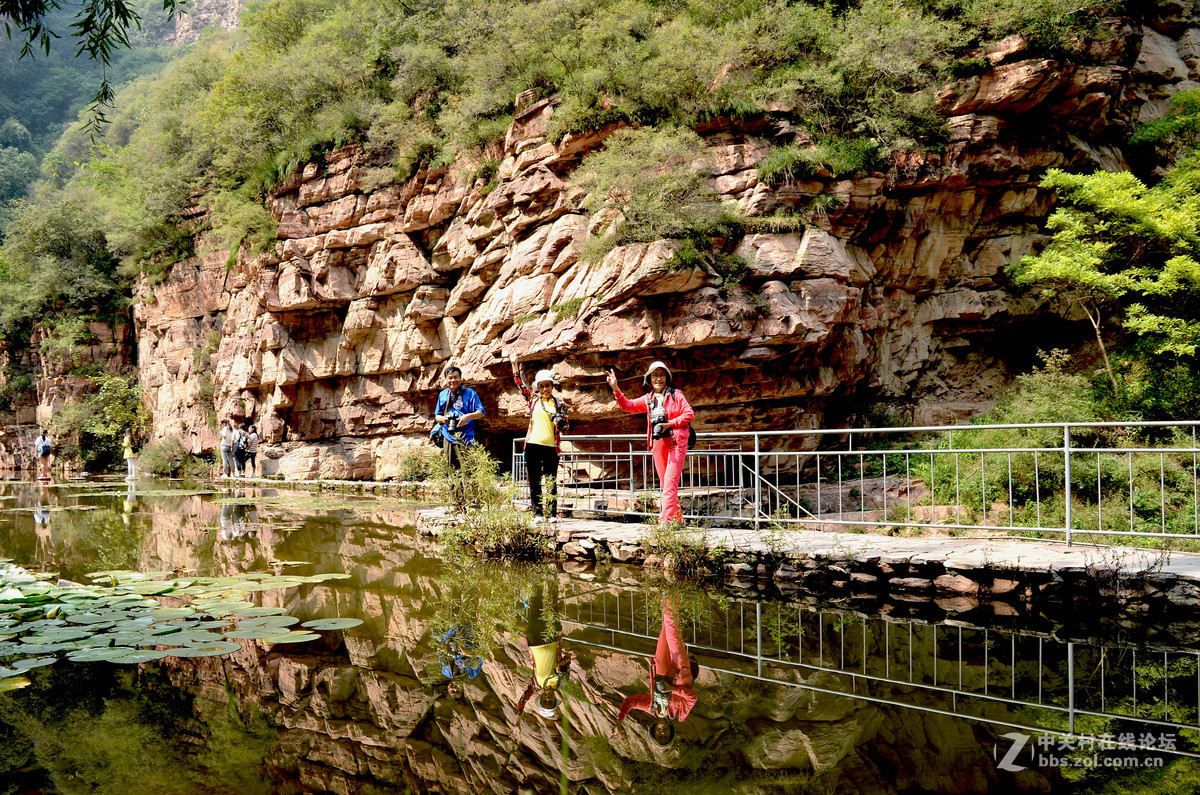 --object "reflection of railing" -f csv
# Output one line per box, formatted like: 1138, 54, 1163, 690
558, 582, 1200, 751
514, 421, 1200, 544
